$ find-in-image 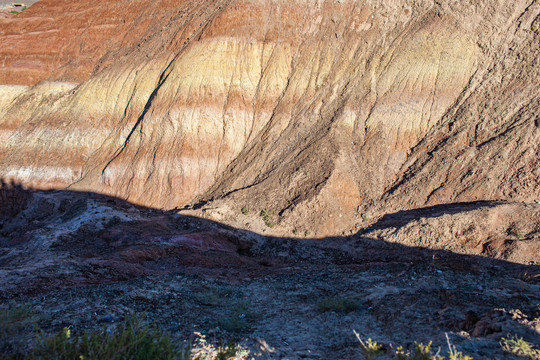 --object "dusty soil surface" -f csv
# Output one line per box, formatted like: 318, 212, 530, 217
1, 185, 539, 359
